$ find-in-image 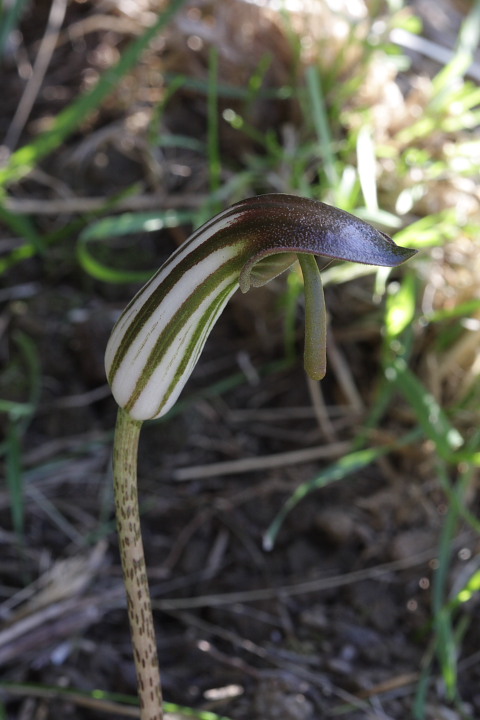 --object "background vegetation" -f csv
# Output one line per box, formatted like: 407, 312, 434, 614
1, 1, 479, 718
